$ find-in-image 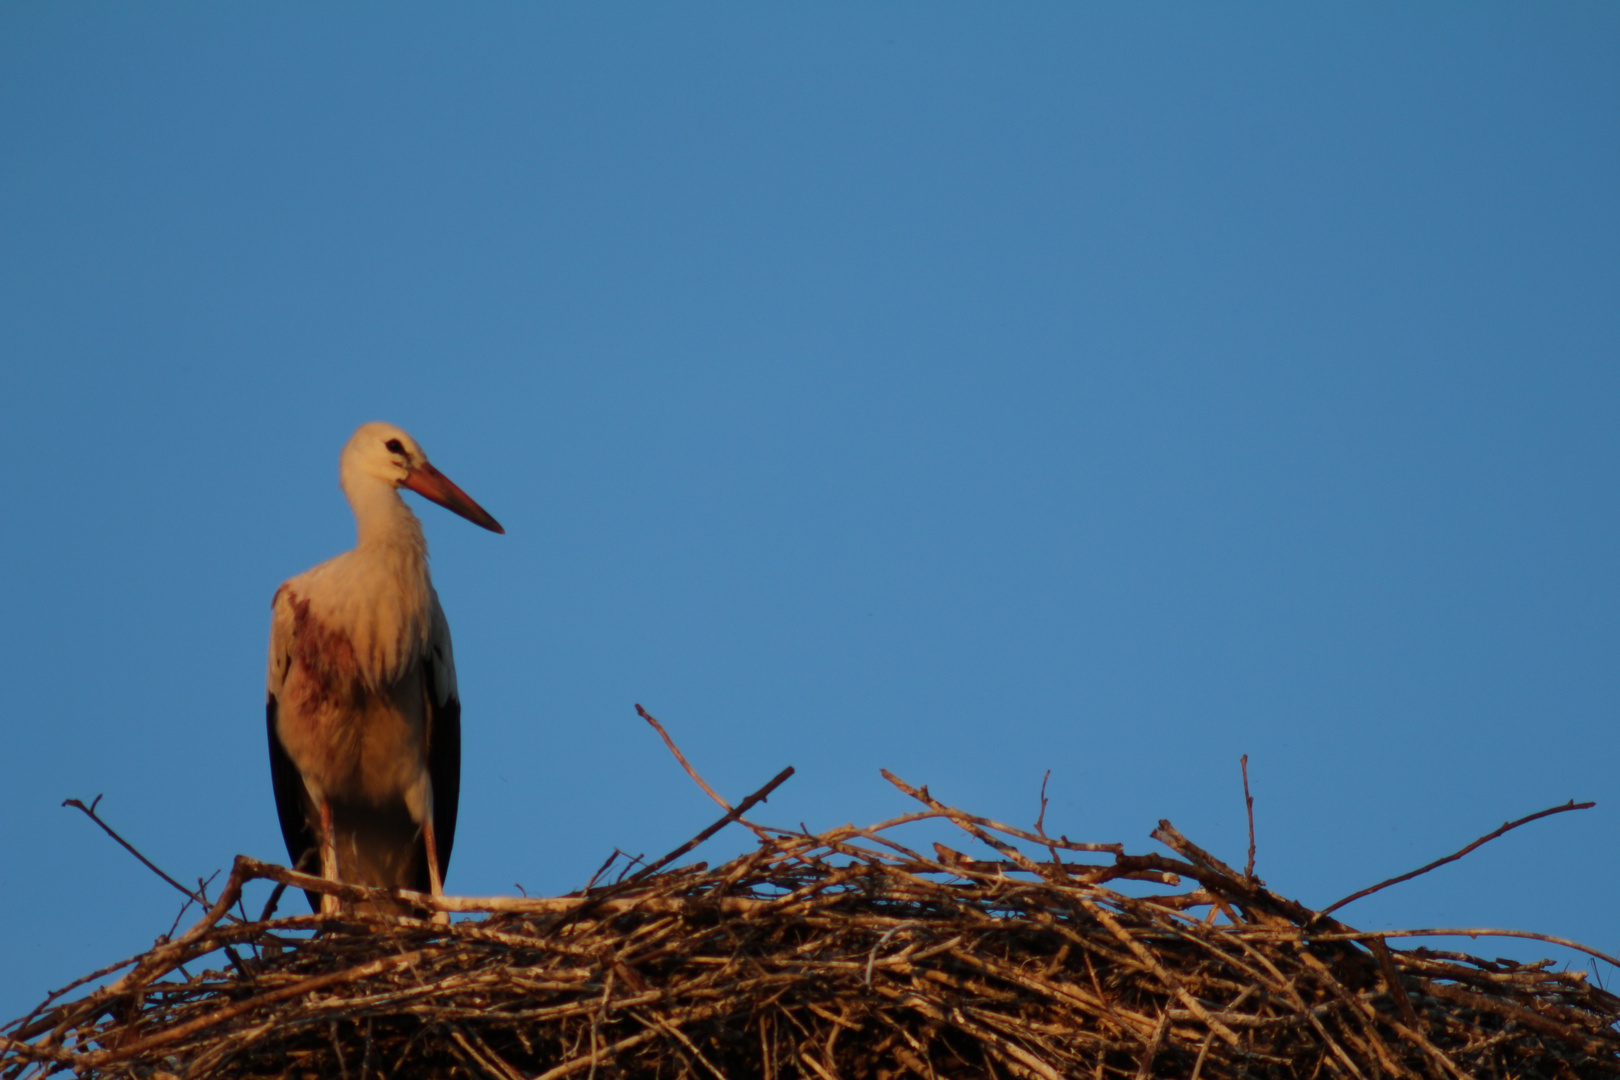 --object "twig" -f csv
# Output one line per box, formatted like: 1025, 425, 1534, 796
614, 854, 648, 885
196, 869, 220, 909
1239, 756, 1255, 882
1133, 1009, 1171, 1080
1286, 927, 1620, 970
864, 923, 922, 986
636, 703, 786, 849
258, 881, 291, 923
163, 893, 198, 940
636, 704, 731, 812
63, 796, 217, 913
625, 766, 795, 884
1034, 770, 1052, 837
583, 850, 626, 893
1321, 799, 1595, 916
881, 771, 1123, 855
